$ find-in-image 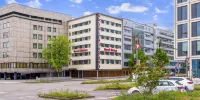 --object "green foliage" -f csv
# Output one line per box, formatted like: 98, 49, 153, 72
132, 48, 170, 93
194, 85, 200, 91
81, 79, 131, 84
153, 48, 170, 67
94, 83, 135, 91
114, 91, 200, 100
24, 80, 63, 84
42, 35, 72, 72
38, 89, 90, 99
128, 49, 149, 67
